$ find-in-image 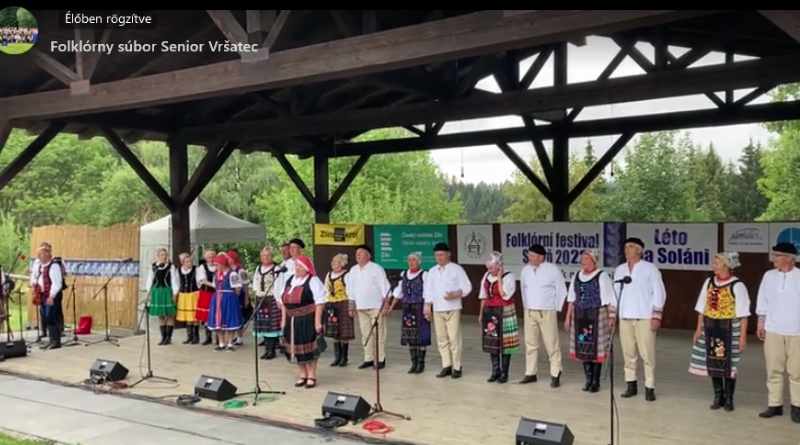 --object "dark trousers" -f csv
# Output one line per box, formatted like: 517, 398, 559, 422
41, 293, 63, 328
